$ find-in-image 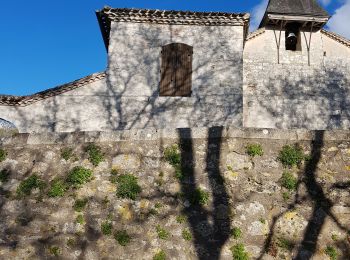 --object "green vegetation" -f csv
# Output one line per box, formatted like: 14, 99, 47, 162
66, 238, 75, 247
76, 214, 84, 225
259, 218, 266, 224
230, 243, 249, 260
61, 147, 73, 161
0, 169, 10, 183
176, 215, 187, 224
282, 191, 290, 201
109, 168, 119, 184
73, 198, 88, 212
155, 202, 163, 209
231, 227, 242, 239
278, 144, 304, 167
281, 171, 298, 191
164, 145, 181, 166
0, 148, 7, 162
246, 144, 264, 157
277, 237, 294, 251
16, 174, 45, 198
182, 228, 192, 241
101, 221, 113, 235
153, 250, 166, 260
86, 143, 104, 166
331, 234, 338, 241
49, 246, 61, 257
114, 230, 130, 246
156, 225, 169, 240
174, 165, 184, 180
116, 174, 141, 200
325, 246, 338, 260
66, 166, 93, 187
48, 179, 67, 197
190, 188, 210, 206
